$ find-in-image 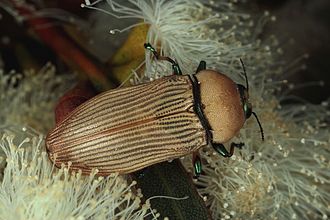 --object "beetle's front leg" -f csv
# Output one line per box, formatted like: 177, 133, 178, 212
212, 142, 244, 157
144, 43, 182, 75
